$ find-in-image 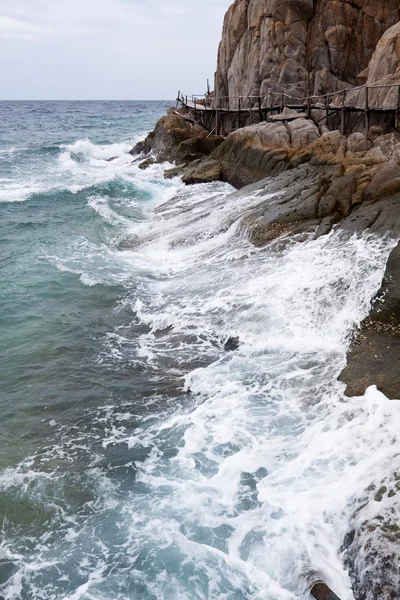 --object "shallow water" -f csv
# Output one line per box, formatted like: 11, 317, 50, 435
0, 101, 399, 600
